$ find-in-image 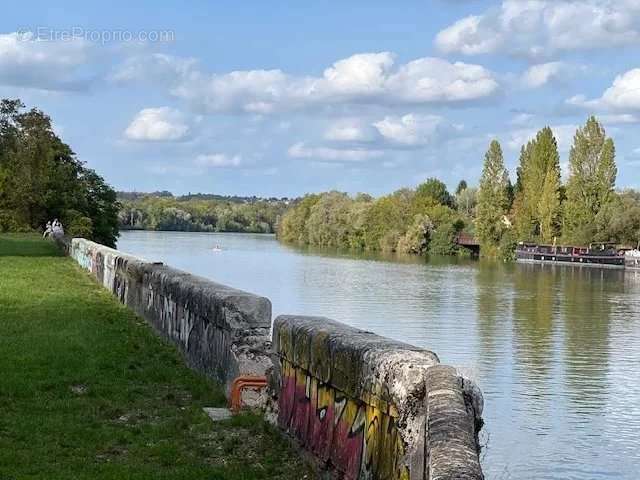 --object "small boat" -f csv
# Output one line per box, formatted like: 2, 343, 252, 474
211, 245, 223, 252
516, 242, 625, 269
